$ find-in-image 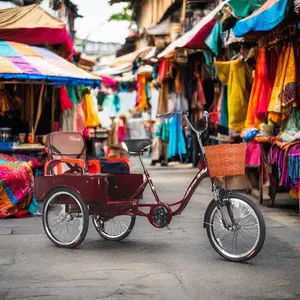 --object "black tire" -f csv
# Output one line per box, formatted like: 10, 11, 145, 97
205, 193, 266, 262
42, 187, 89, 249
92, 215, 136, 241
